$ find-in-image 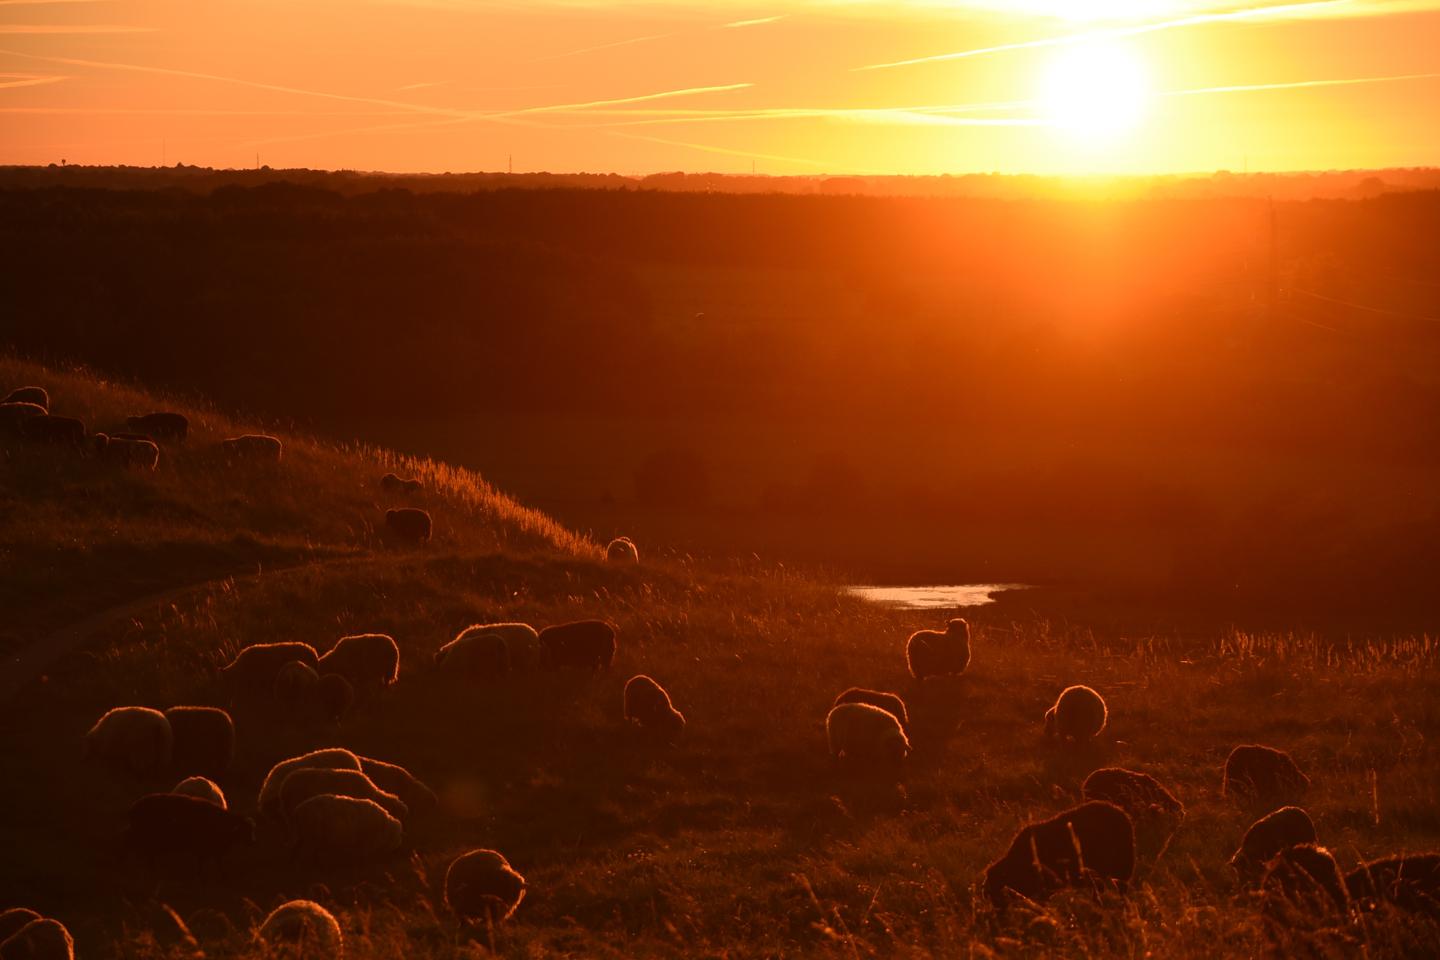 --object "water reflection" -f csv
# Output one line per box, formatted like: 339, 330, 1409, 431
846, 583, 1029, 610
